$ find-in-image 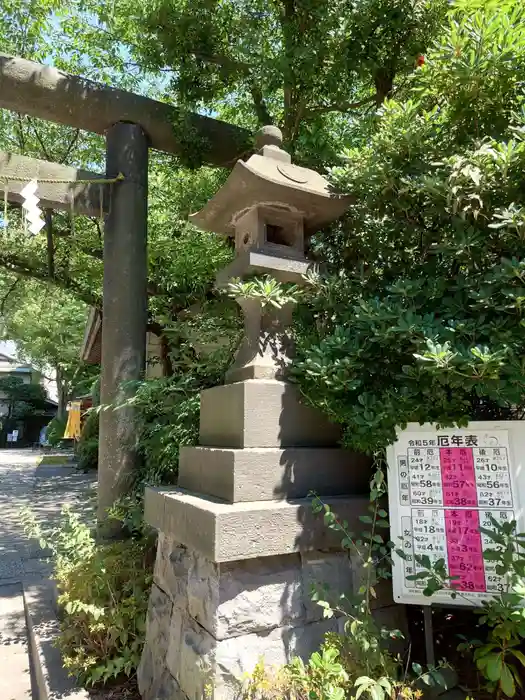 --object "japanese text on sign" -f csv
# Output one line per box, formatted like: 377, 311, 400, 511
387, 426, 522, 606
